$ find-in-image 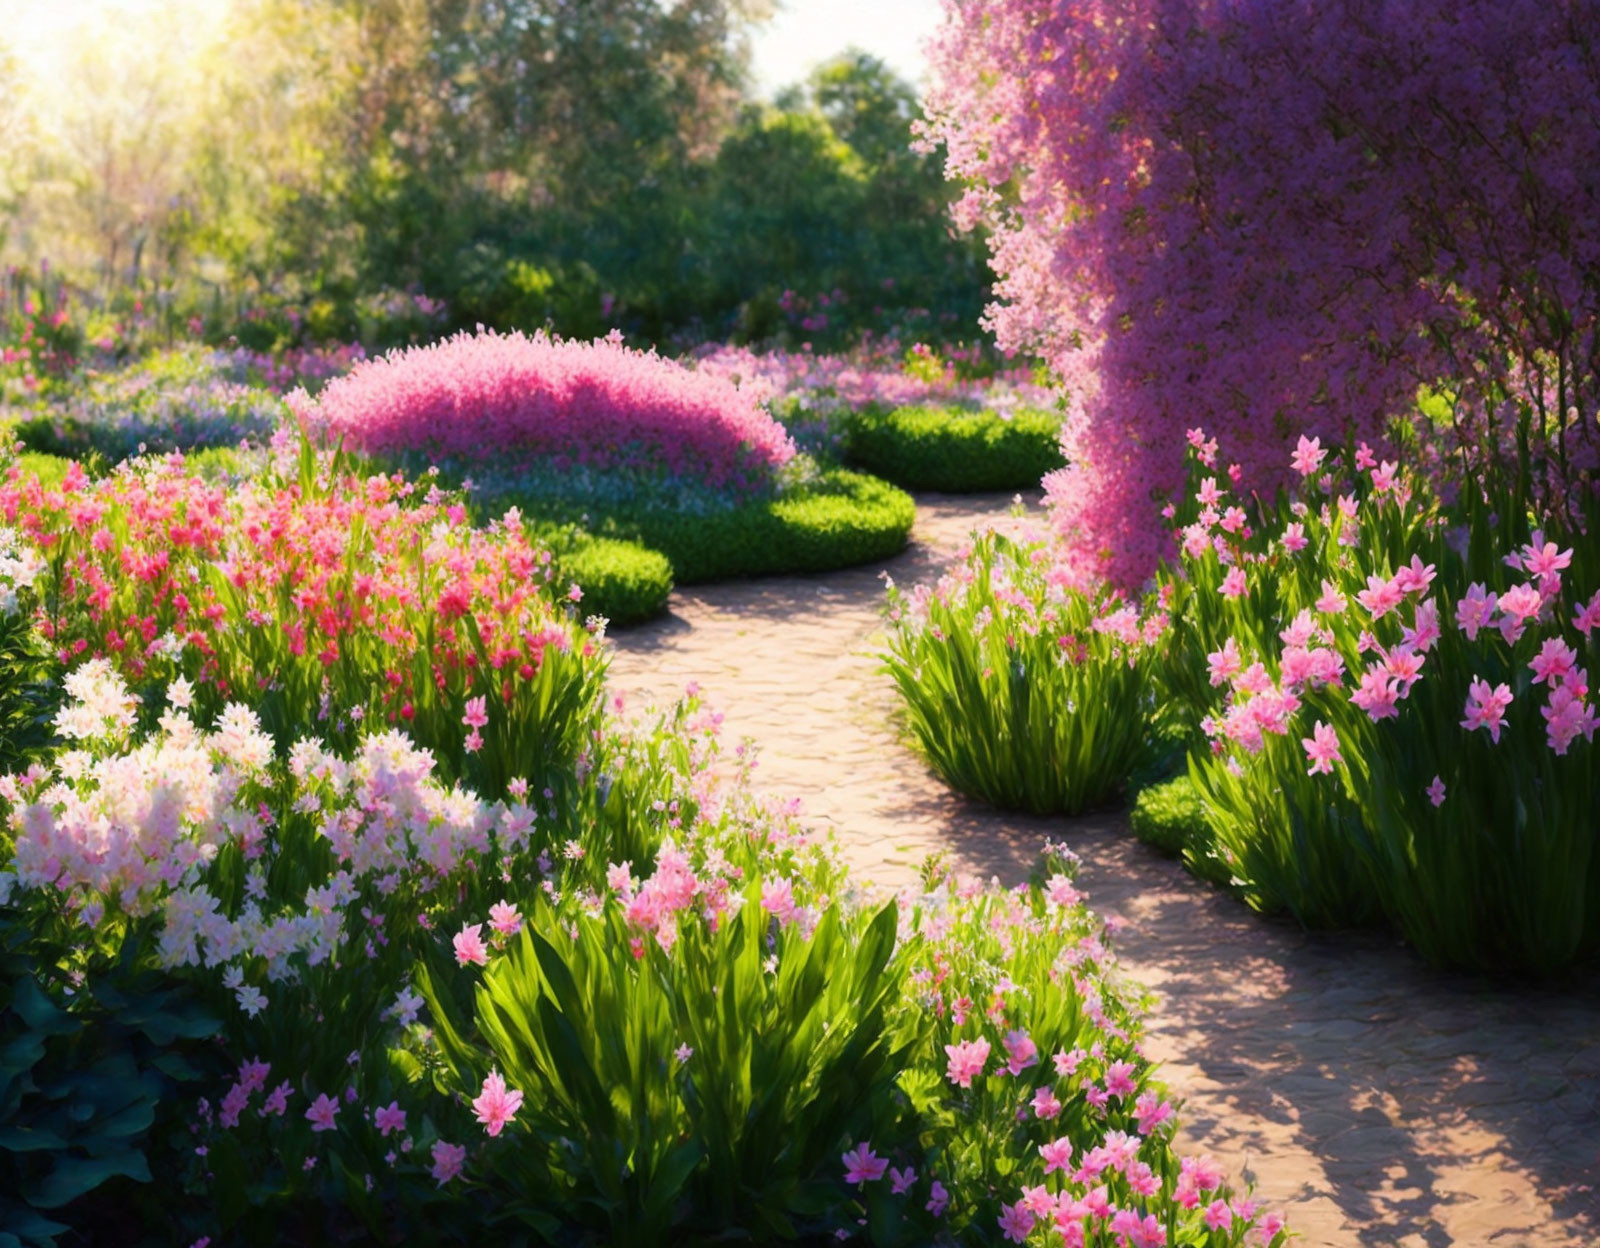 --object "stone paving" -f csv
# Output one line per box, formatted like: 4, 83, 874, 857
606, 490, 1600, 1248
